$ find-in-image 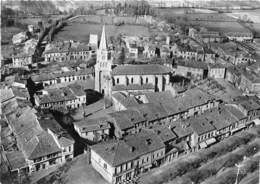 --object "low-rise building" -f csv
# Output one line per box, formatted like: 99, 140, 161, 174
34, 85, 86, 109
31, 68, 93, 88
91, 129, 165, 184
240, 71, 260, 95
74, 117, 110, 142
176, 61, 208, 80
208, 63, 226, 79
38, 113, 75, 162
212, 42, 255, 65
231, 96, 260, 122
43, 41, 96, 62
112, 92, 139, 111
5, 107, 64, 174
